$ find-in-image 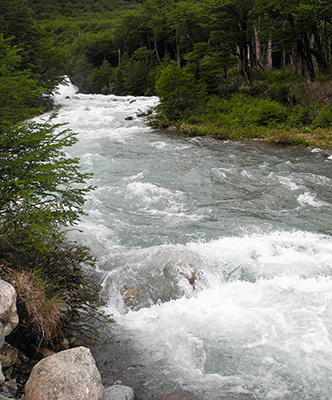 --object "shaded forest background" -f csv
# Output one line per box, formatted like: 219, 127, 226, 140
2, 0, 332, 131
